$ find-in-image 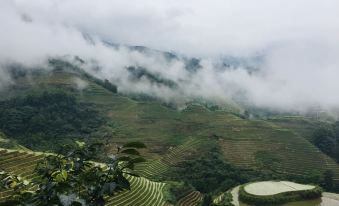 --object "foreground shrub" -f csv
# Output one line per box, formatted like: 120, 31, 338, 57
0, 141, 146, 206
